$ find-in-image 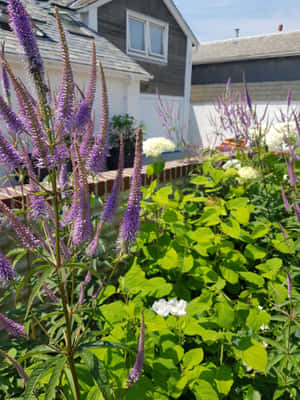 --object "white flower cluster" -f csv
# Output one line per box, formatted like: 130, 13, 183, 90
238, 166, 259, 180
222, 159, 241, 170
143, 137, 176, 158
151, 298, 187, 317
265, 122, 298, 151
